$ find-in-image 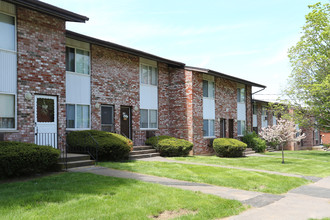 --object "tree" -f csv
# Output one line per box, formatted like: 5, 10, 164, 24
284, 2, 330, 131
259, 119, 305, 164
